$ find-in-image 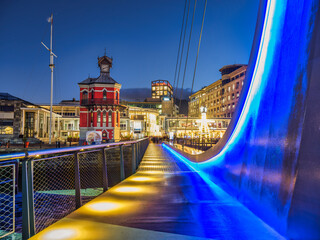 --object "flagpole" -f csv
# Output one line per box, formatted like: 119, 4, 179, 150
49, 13, 54, 144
